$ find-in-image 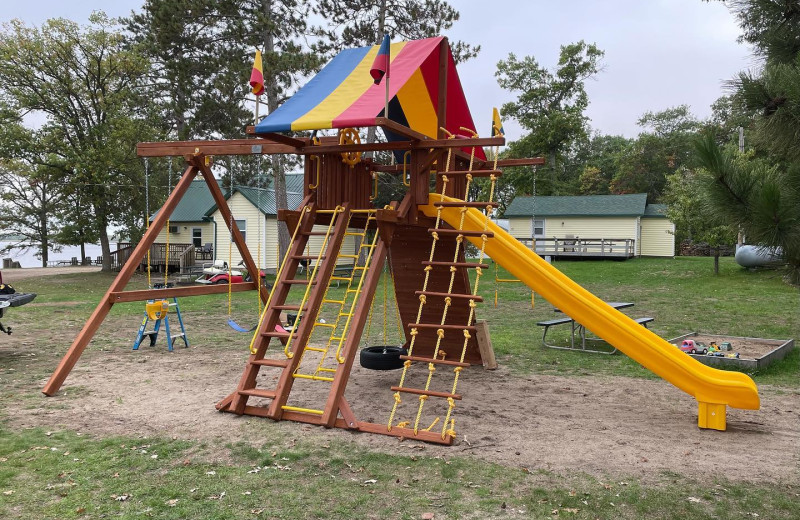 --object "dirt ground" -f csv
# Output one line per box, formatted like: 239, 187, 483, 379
1, 266, 101, 283
3, 321, 798, 485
